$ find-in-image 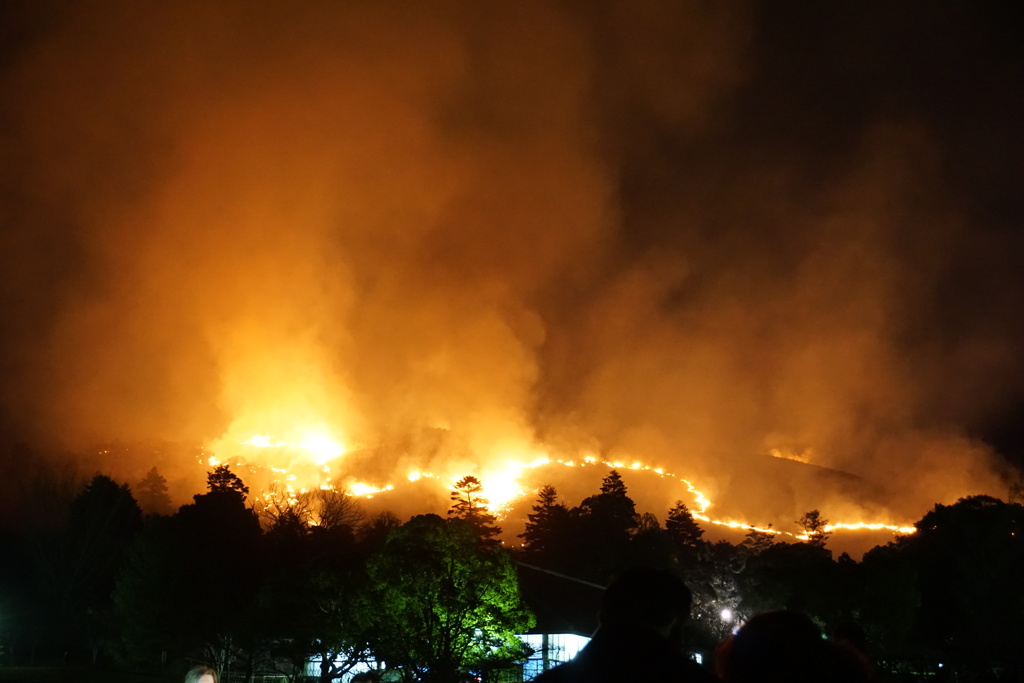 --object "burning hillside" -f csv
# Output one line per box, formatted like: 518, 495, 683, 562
196, 427, 917, 557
